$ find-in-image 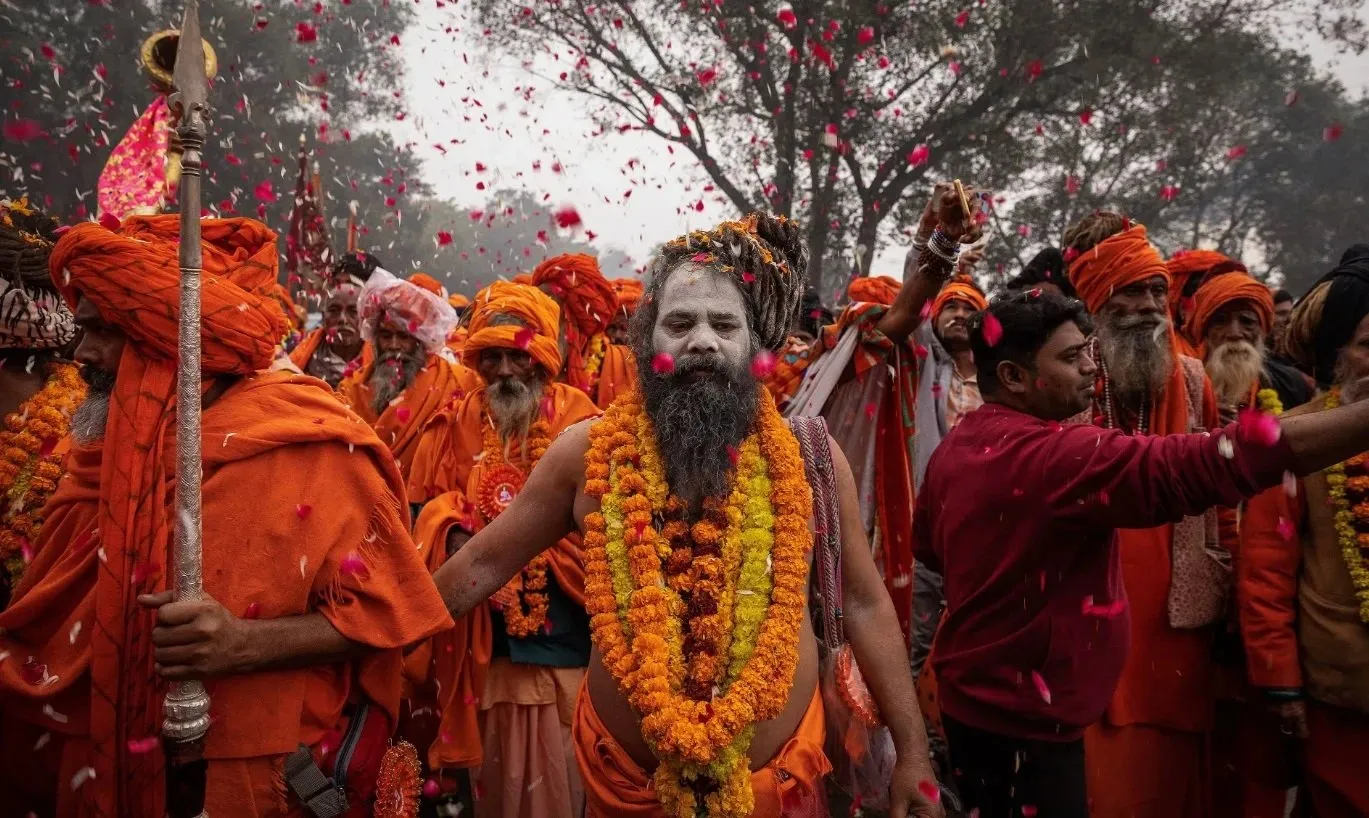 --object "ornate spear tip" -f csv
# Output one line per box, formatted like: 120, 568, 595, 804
170, 0, 208, 115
